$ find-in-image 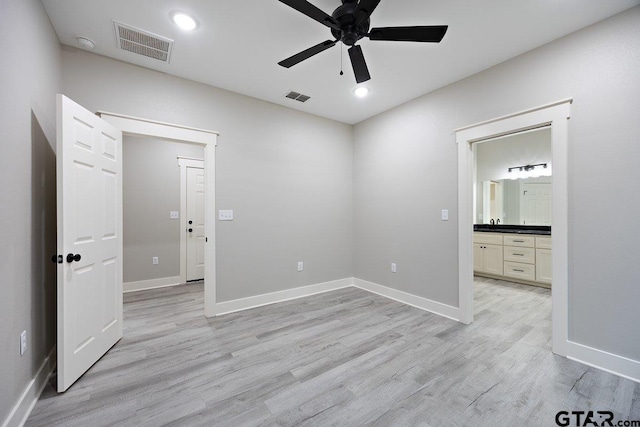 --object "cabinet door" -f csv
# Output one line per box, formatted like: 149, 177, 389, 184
483, 244, 504, 275
473, 243, 484, 272
536, 248, 552, 284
